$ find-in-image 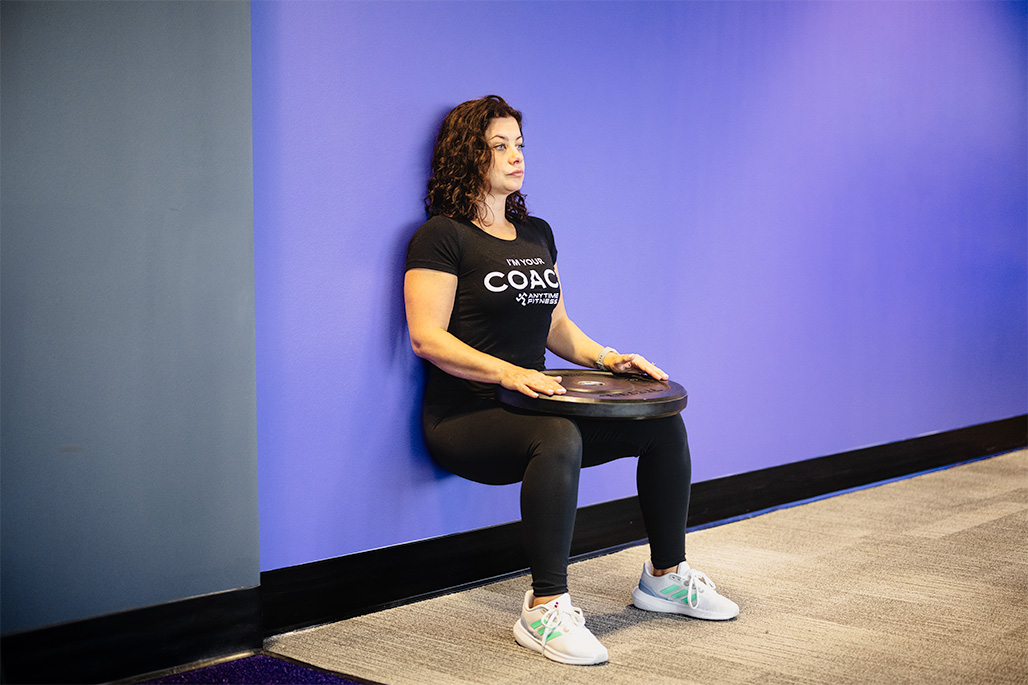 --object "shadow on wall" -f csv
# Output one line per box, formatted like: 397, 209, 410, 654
386, 106, 456, 483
